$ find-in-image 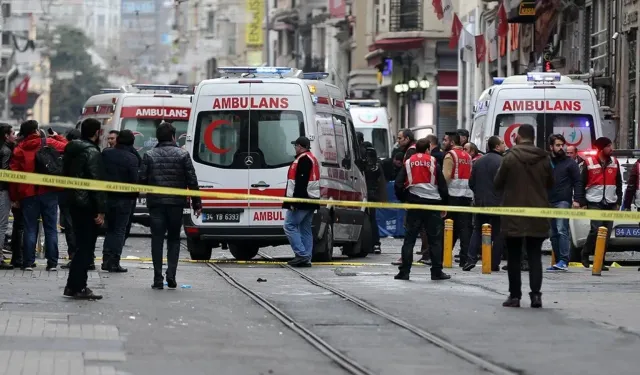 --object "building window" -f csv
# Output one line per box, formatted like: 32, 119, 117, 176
206, 11, 215, 34
1, 33, 10, 47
